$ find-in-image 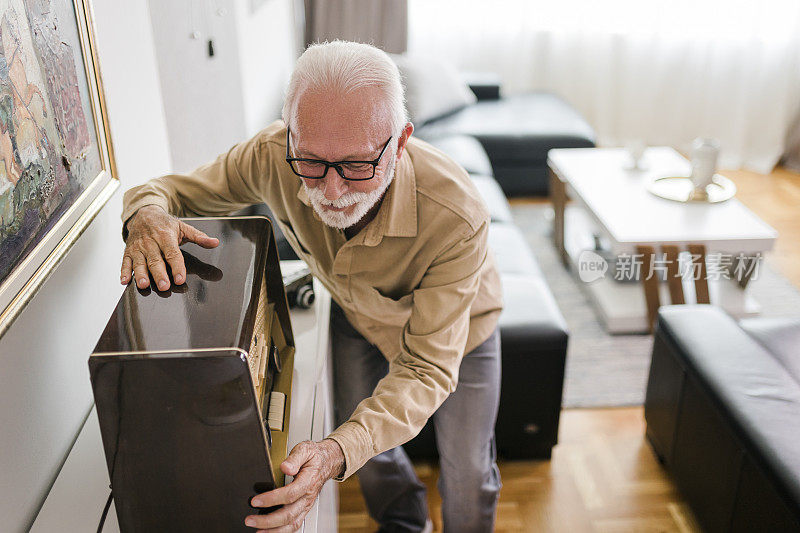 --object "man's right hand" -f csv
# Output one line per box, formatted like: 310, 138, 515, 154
120, 205, 219, 291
